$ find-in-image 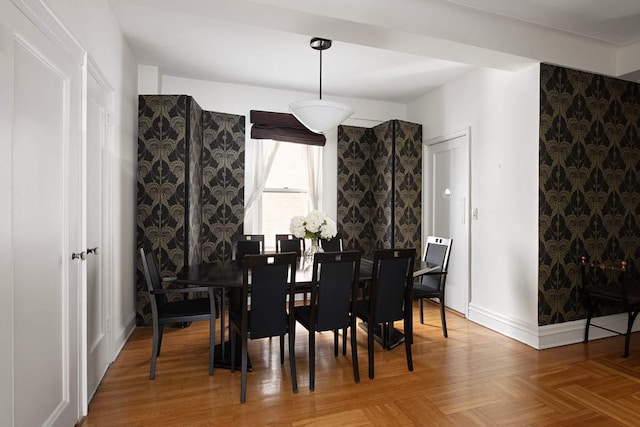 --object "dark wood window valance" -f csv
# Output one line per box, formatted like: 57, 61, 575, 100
250, 110, 326, 146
